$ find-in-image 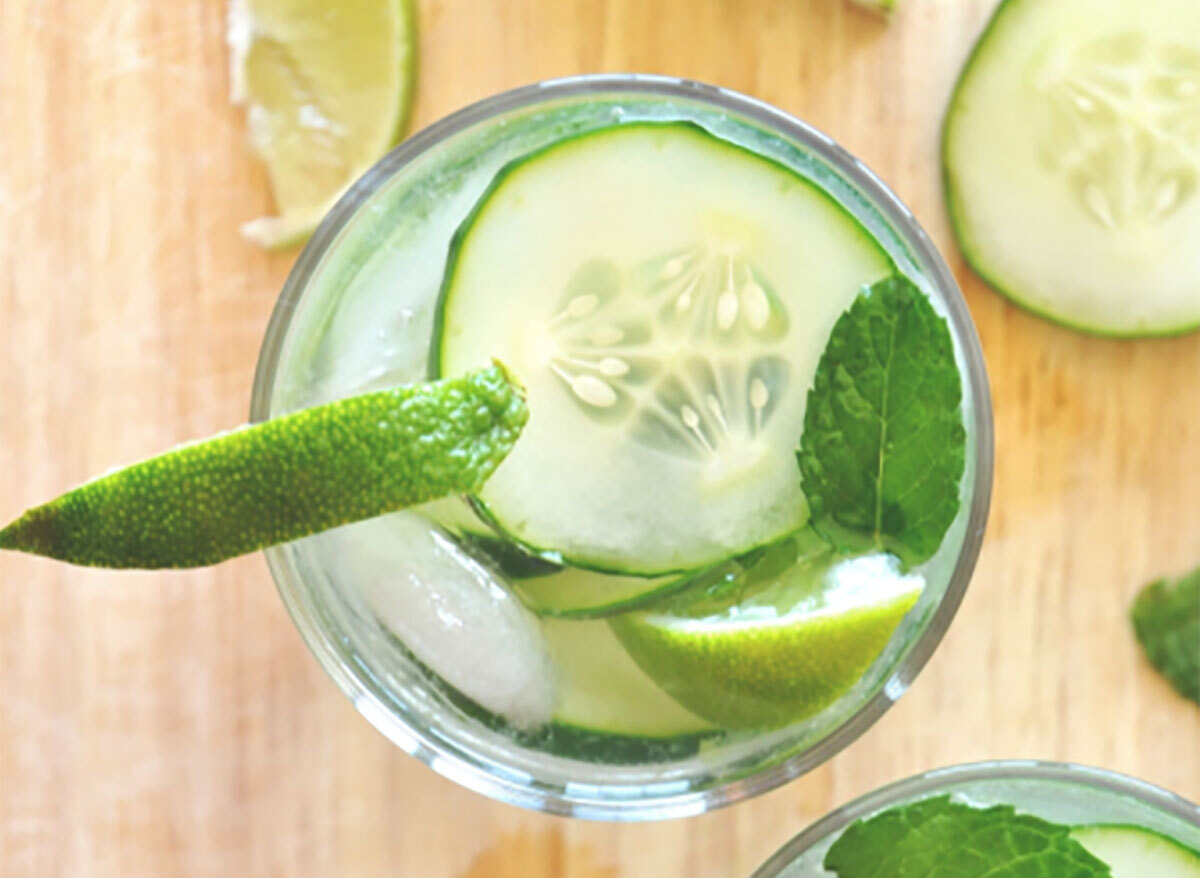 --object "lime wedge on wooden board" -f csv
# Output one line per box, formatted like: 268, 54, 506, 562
228, 0, 417, 248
